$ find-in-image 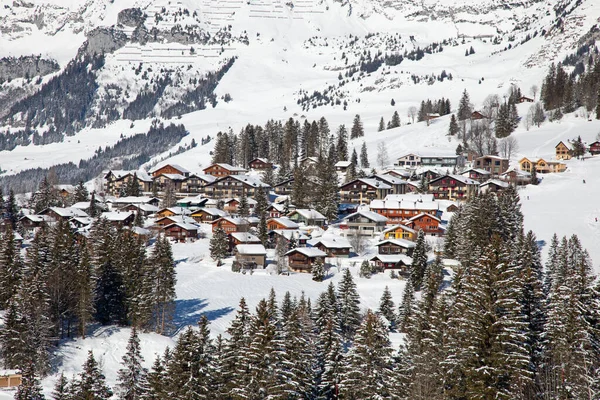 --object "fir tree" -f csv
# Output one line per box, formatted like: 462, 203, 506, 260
336, 125, 349, 161
360, 142, 370, 168
390, 111, 401, 128
410, 230, 428, 290
312, 258, 325, 282
145, 355, 167, 400
0, 225, 24, 308
359, 260, 372, 278
116, 327, 148, 400
237, 193, 250, 218
378, 117, 385, 132
73, 351, 113, 400
457, 89, 472, 121
337, 268, 362, 339
73, 180, 89, 203
448, 114, 460, 135
147, 237, 176, 334
14, 363, 45, 400
6, 190, 19, 229
350, 114, 364, 139
377, 286, 396, 330
52, 373, 70, 400
210, 227, 229, 266
258, 212, 268, 247
398, 280, 415, 333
